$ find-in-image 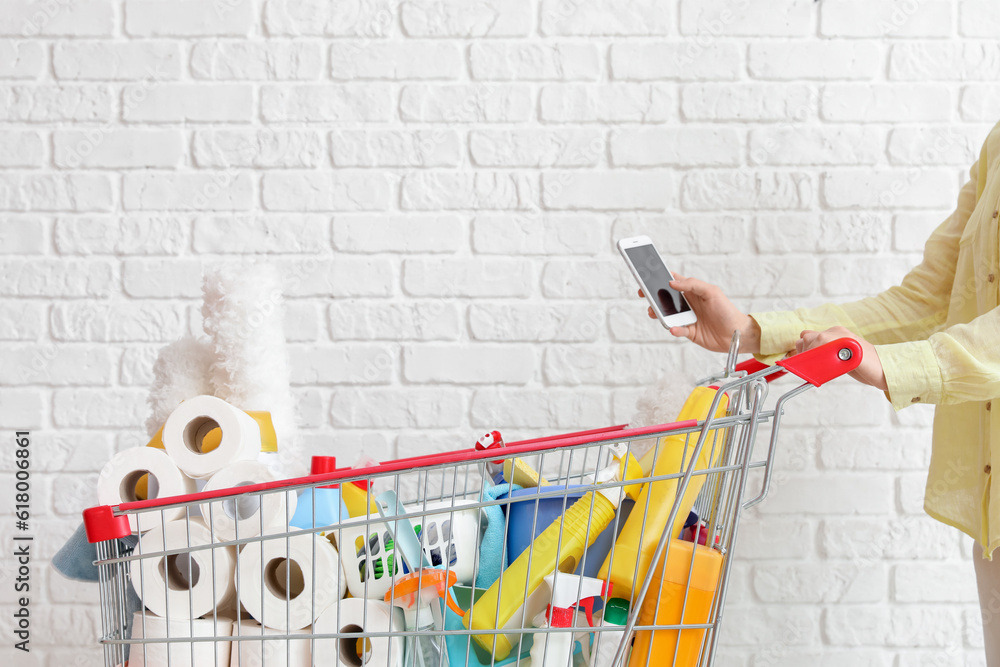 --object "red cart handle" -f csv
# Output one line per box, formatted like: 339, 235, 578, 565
734, 338, 862, 387
776, 337, 863, 387
733, 358, 786, 382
